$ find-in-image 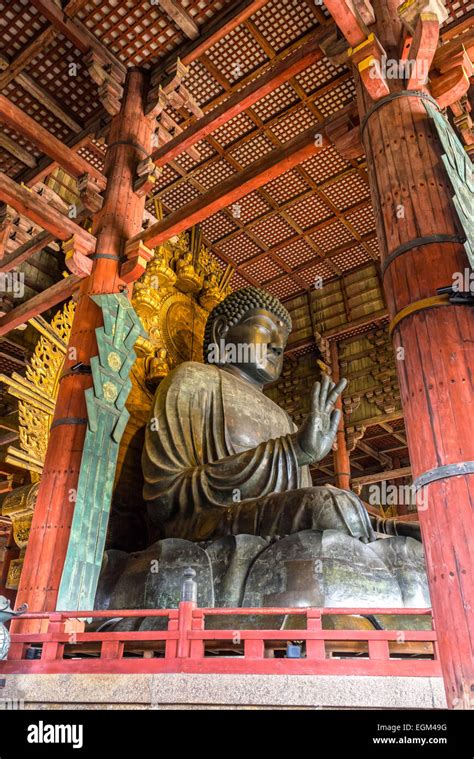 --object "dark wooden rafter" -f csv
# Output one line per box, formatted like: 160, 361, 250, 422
0, 96, 106, 190
0, 275, 81, 337
28, 0, 126, 75
159, 0, 200, 40
0, 173, 95, 251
